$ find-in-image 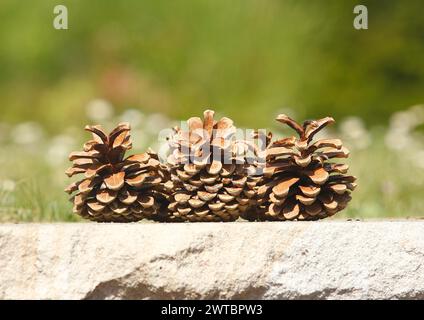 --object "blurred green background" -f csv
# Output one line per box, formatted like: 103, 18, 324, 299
0, 0, 423, 221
